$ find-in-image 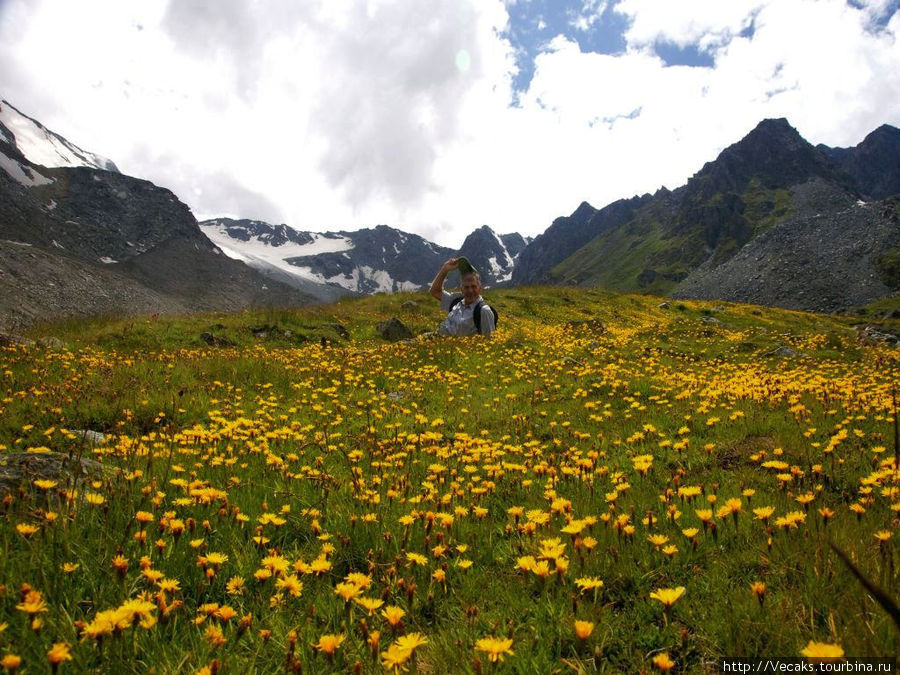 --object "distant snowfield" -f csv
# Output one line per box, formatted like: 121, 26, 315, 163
0, 100, 117, 171
199, 220, 353, 282
199, 220, 422, 293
